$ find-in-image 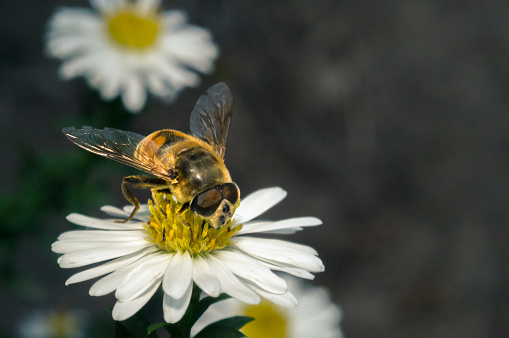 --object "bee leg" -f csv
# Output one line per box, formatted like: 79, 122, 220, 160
178, 214, 191, 228
176, 202, 191, 227
117, 175, 167, 223
177, 202, 190, 214
175, 203, 194, 238
119, 181, 140, 223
